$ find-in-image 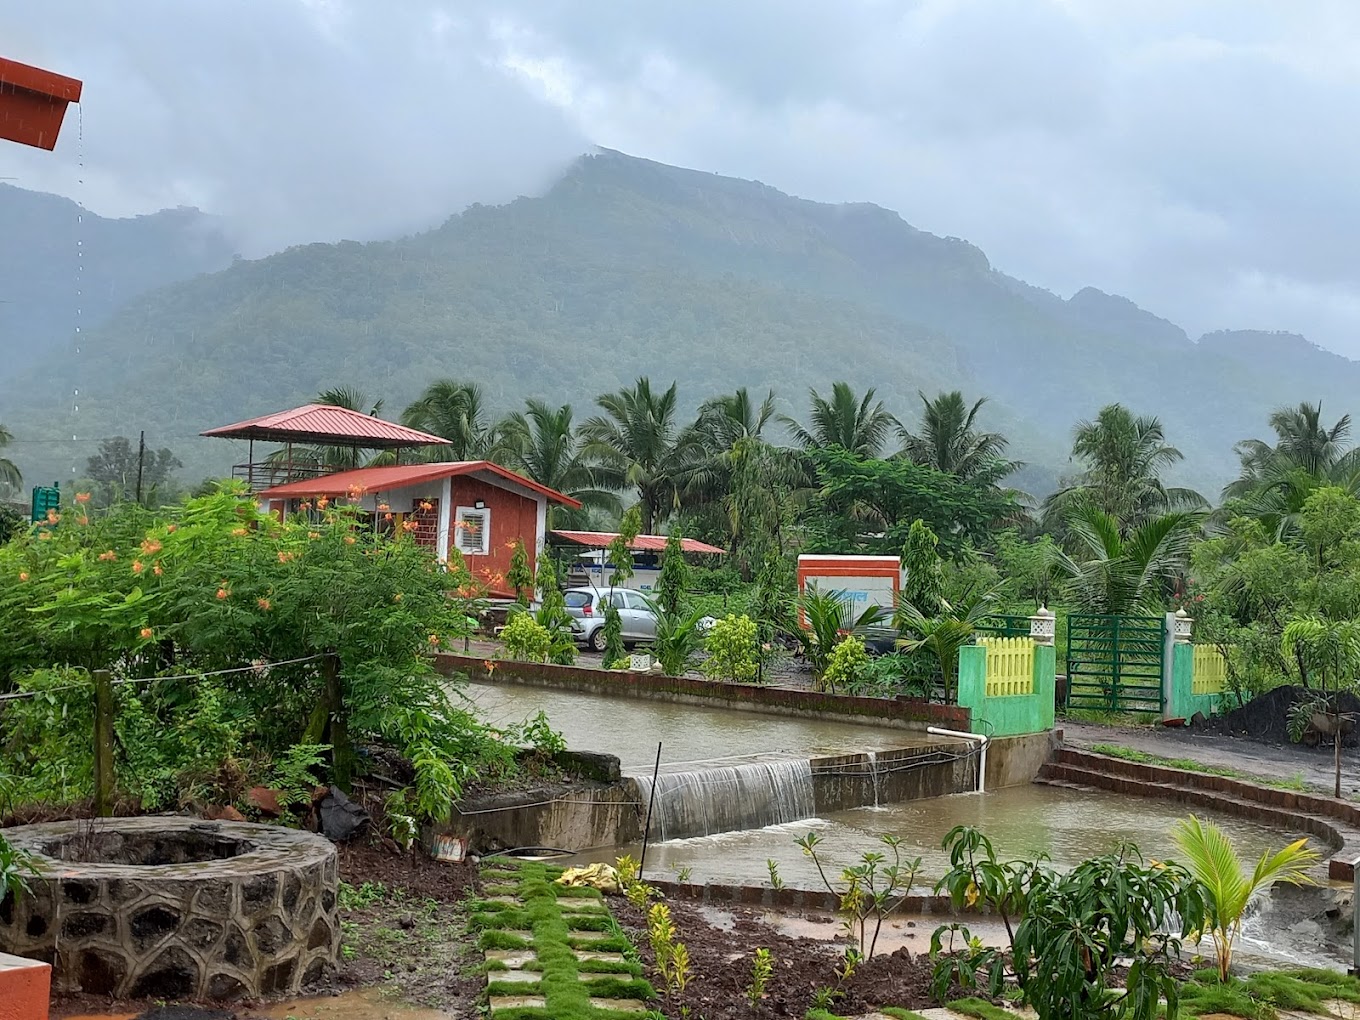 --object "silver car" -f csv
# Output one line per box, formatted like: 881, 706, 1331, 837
563, 586, 658, 651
